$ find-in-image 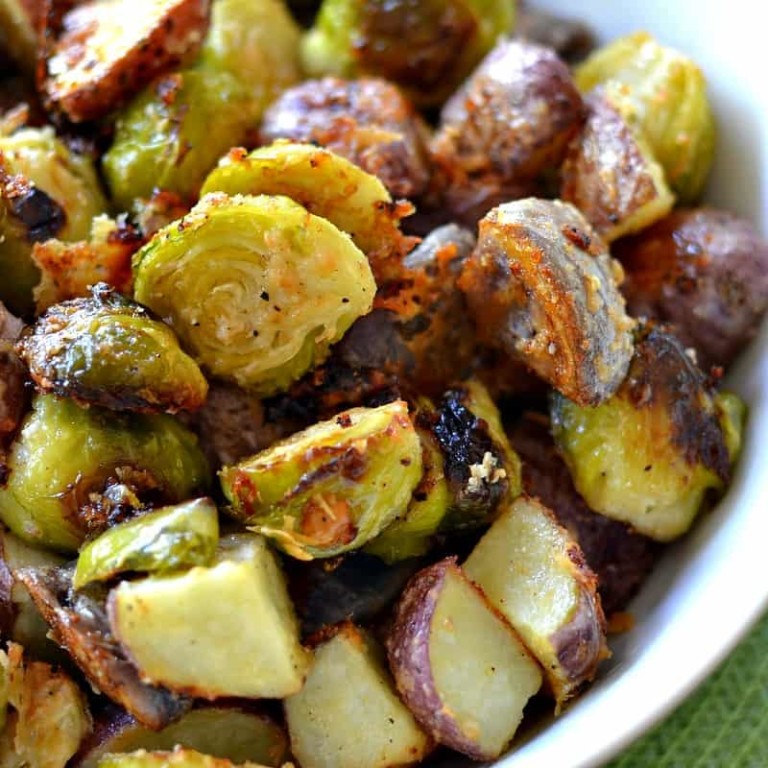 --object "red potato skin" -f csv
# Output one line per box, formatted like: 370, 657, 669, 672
615, 208, 768, 371
42, 0, 211, 122
386, 557, 523, 761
